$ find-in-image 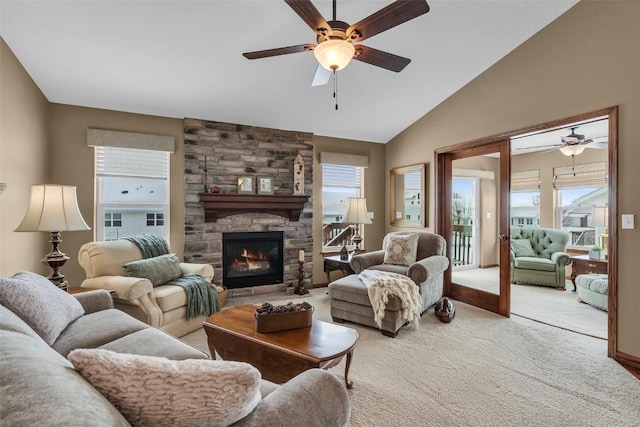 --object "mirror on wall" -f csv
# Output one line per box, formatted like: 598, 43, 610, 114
390, 164, 426, 227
